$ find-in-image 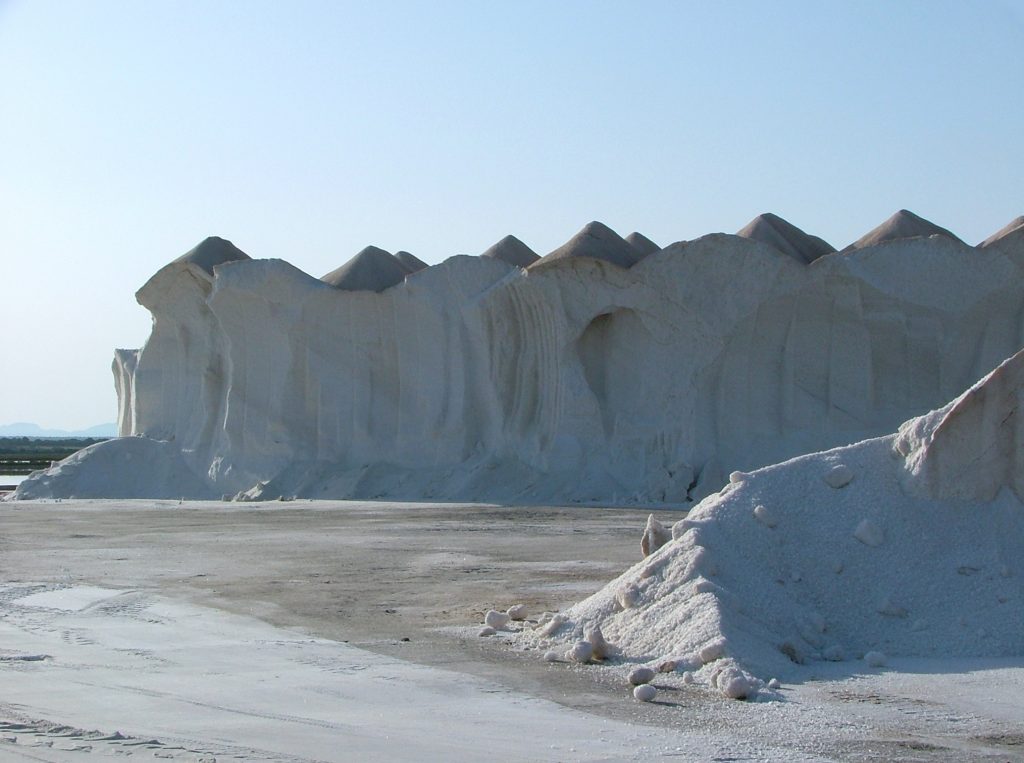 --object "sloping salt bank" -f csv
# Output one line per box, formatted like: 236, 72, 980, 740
519, 350, 1024, 699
